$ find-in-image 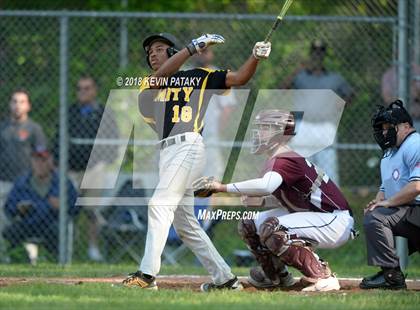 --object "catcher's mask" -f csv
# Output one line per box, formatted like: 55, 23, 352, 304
142, 33, 180, 69
251, 110, 296, 155
371, 100, 413, 151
